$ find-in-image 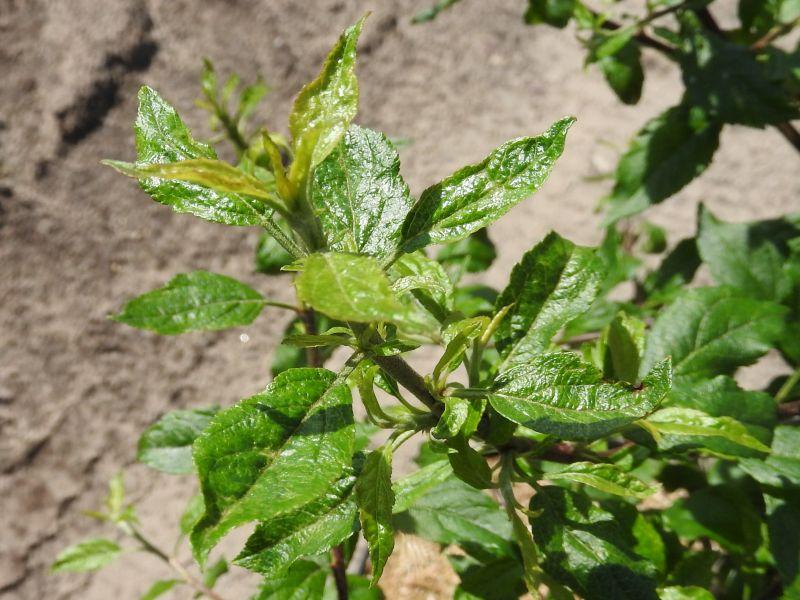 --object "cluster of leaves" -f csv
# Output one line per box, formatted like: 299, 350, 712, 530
416, 0, 800, 223
53, 14, 800, 600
